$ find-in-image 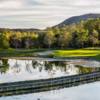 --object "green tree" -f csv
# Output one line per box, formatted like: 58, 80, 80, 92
43, 30, 55, 48
89, 29, 99, 47
0, 33, 10, 49
77, 29, 89, 48
57, 32, 72, 48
